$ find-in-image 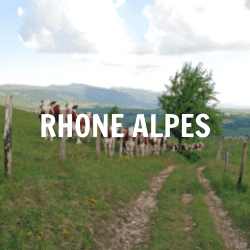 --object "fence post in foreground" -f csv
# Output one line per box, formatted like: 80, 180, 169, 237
96, 127, 101, 158
238, 142, 247, 185
60, 110, 66, 161
216, 142, 222, 166
3, 95, 14, 177
225, 149, 229, 173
